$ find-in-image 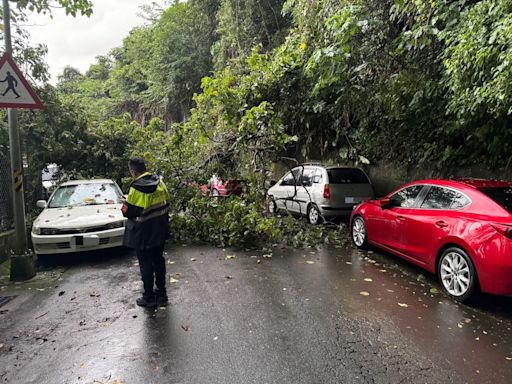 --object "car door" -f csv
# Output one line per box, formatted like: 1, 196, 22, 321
399, 186, 471, 265
369, 185, 425, 251
296, 167, 316, 216
274, 168, 301, 213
